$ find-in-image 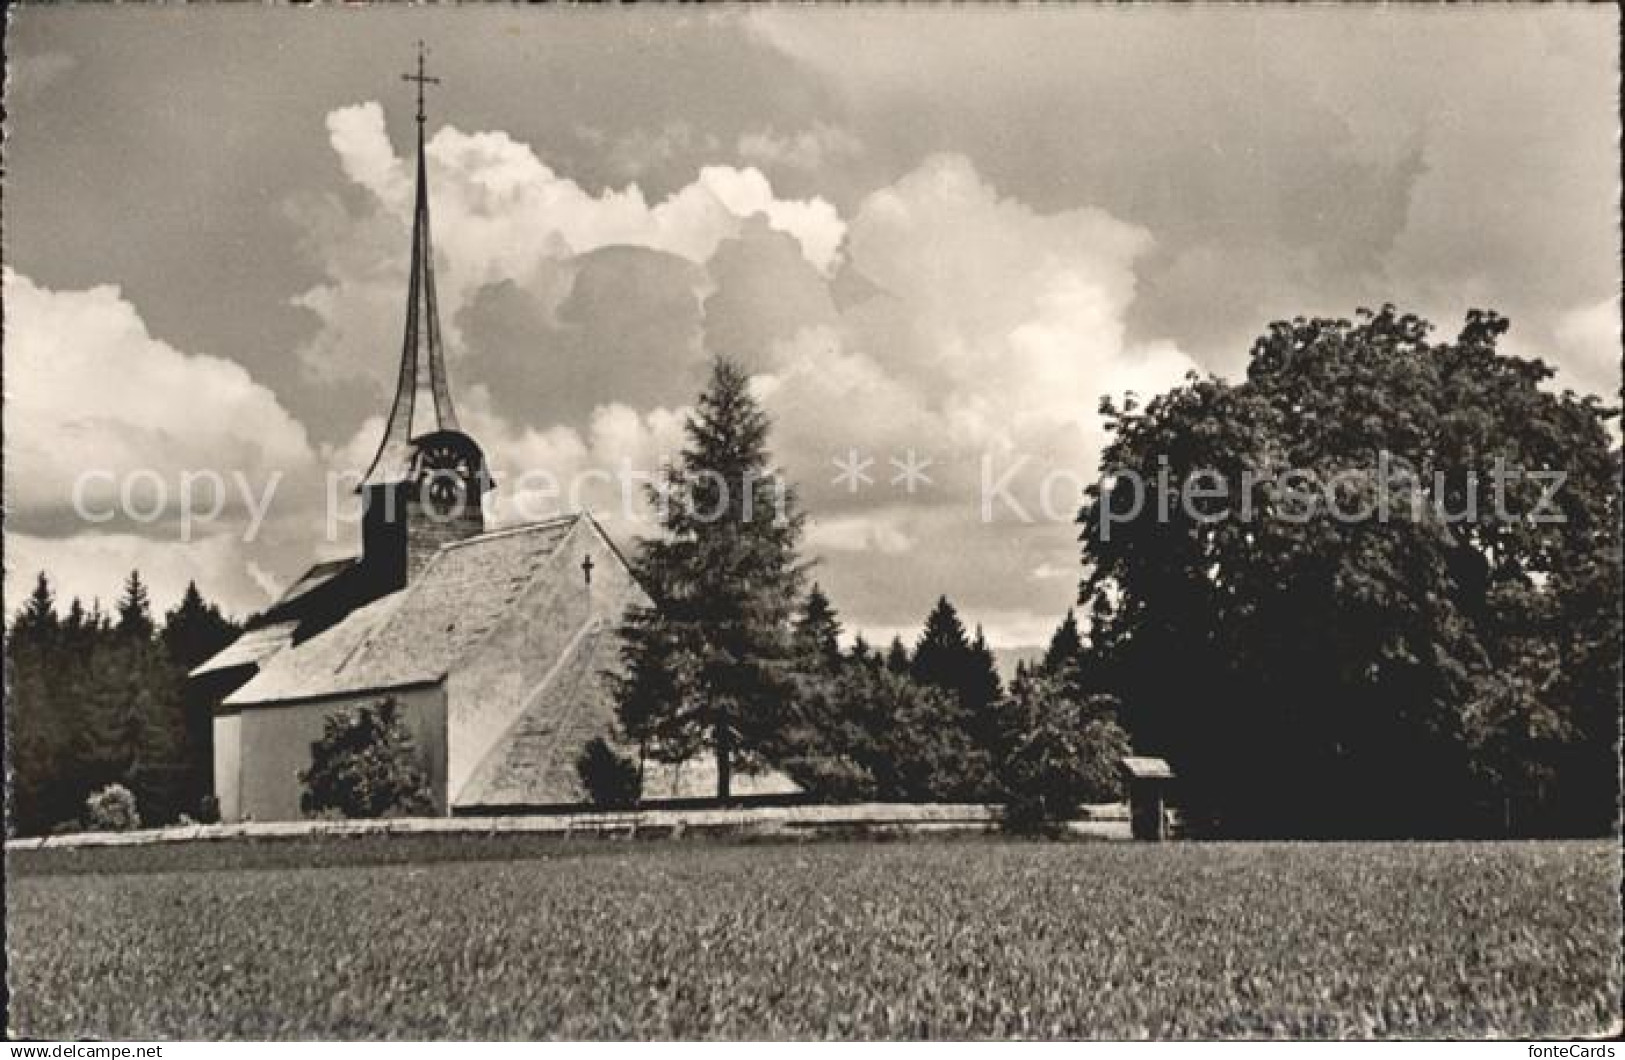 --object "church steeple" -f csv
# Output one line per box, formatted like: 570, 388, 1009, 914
357, 45, 491, 590
361, 42, 461, 489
